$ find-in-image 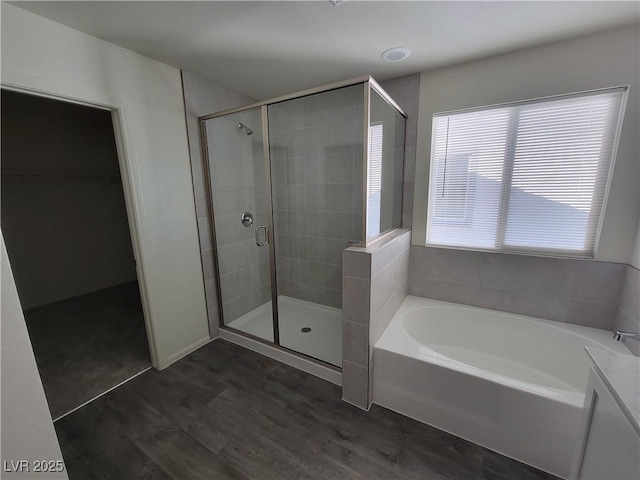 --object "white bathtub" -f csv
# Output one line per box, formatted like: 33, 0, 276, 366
373, 296, 632, 479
